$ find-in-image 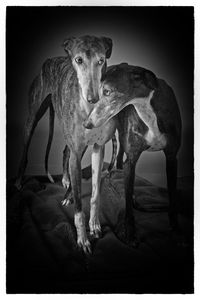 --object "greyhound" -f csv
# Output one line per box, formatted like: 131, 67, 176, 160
84, 63, 182, 246
15, 35, 114, 254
